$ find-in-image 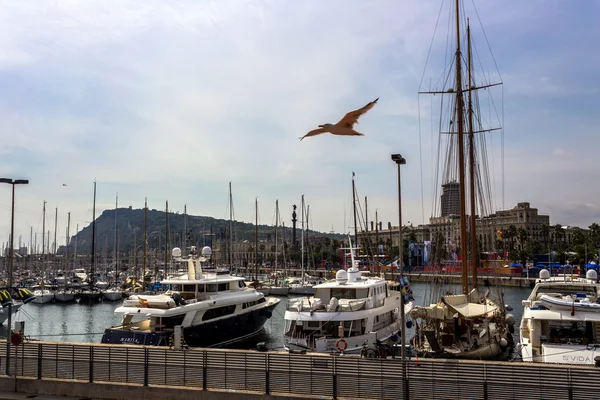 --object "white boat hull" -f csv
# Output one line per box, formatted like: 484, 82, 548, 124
103, 290, 123, 301
287, 320, 403, 354
31, 291, 54, 304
